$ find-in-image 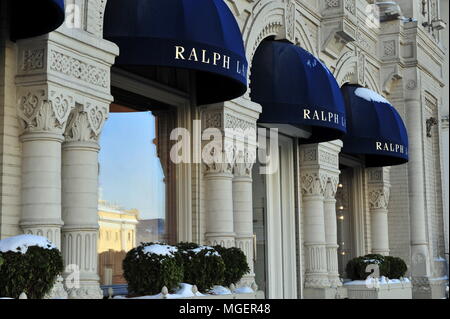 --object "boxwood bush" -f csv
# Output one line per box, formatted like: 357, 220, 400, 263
0, 245, 63, 299
346, 254, 408, 280
385, 256, 408, 279
214, 246, 250, 286
123, 243, 184, 296
176, 242, 225, 292
345, 254, 389, 280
